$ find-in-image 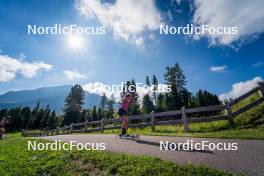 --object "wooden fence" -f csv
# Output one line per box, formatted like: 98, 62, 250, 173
22, 82, 264, 137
